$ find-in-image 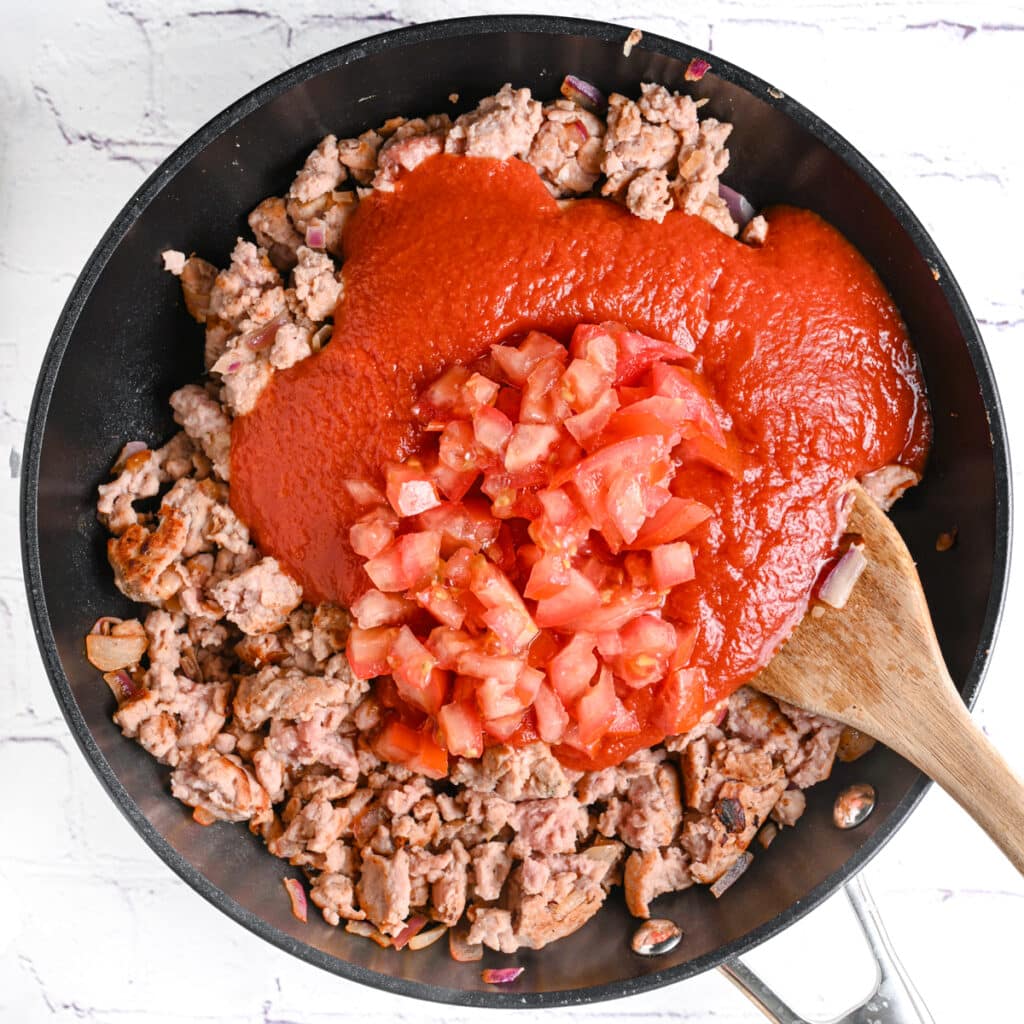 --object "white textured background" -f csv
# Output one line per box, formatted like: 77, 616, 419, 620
2, 2, 1024, 1021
